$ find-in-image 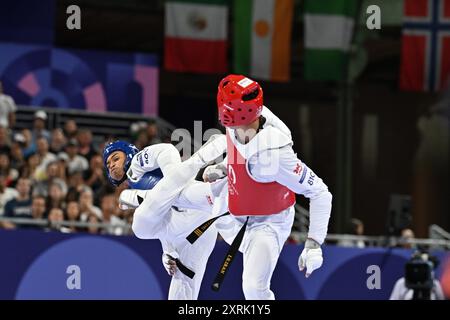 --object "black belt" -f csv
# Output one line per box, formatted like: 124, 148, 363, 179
186, 212, 230, 244
186, 212, 249, 292
167, 255, 195, 279
212, 216, 248, 291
